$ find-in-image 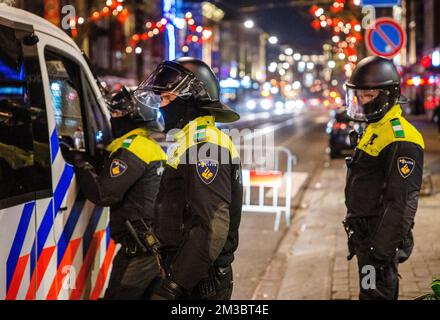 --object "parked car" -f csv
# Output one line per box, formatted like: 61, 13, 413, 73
326, 108, 359, 159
